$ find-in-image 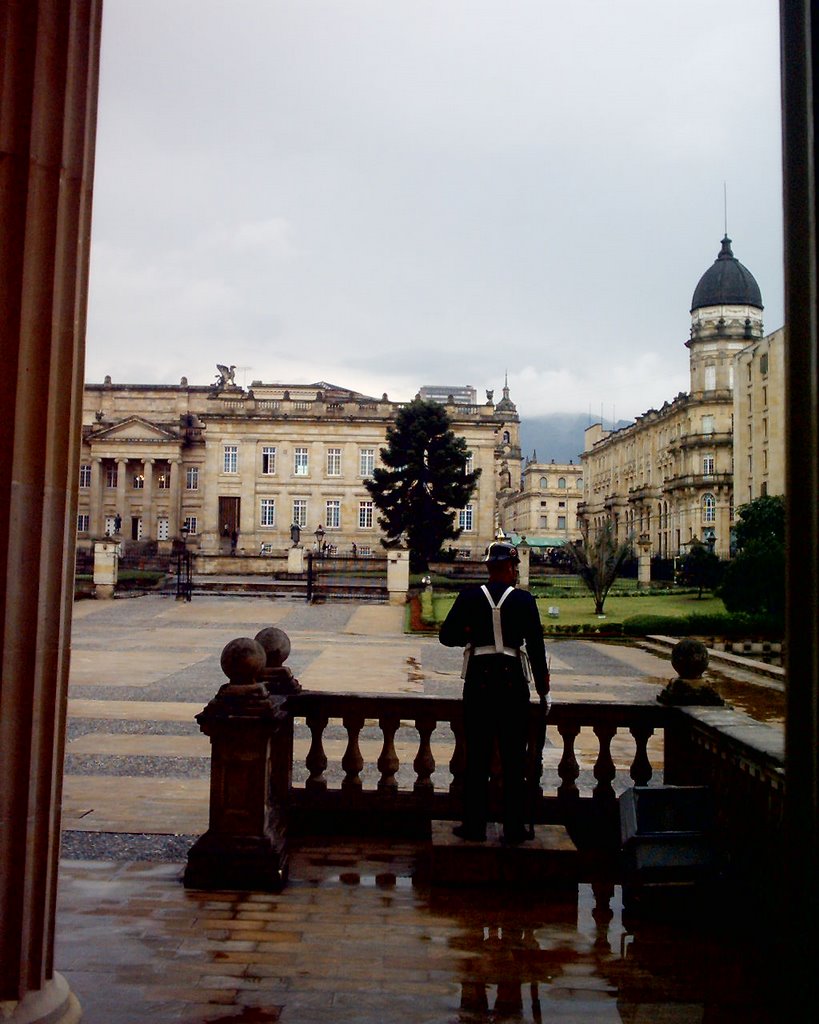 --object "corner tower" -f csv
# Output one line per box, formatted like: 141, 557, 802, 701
687, 236, 764, 395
